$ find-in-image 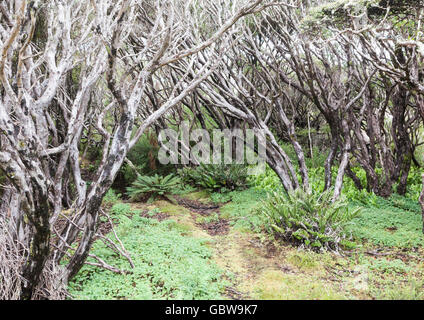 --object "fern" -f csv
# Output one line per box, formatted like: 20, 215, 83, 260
126, 174, 181, 202
260, 189, 360, 252
178, 164, 248, 192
